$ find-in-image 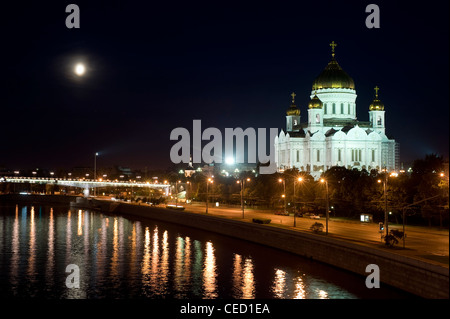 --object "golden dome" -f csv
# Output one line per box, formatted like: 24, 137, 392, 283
308, 92, 323, 109
286, 106, 300, 116
312, 42, 355, 90
369, 86, 384, 111
312, 58, 355, 90
369, 99, 384, 111
286, 92, 300, 116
